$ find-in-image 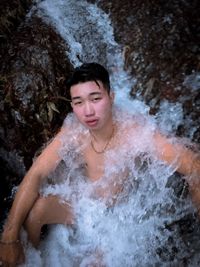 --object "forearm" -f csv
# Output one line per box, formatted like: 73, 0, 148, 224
1, 133, 62, 242
1, 171, 41, 241
154, 132, 200, 176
